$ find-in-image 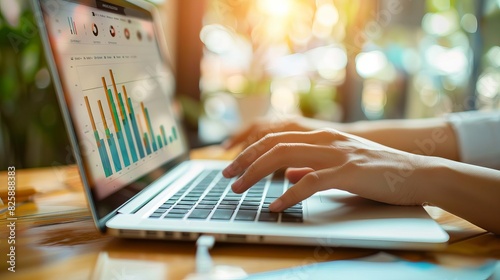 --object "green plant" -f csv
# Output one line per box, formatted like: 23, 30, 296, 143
0, 0, 70, 170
